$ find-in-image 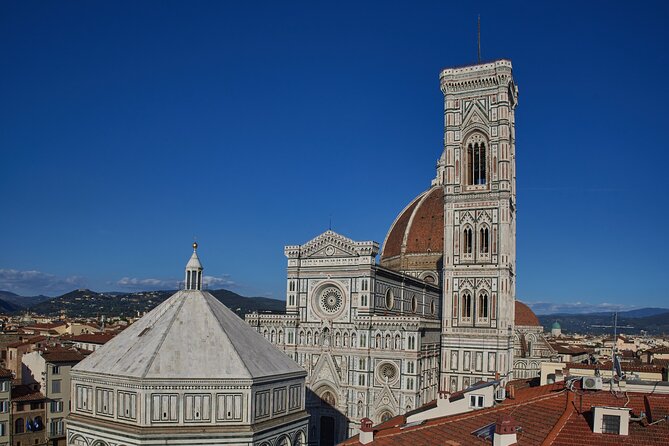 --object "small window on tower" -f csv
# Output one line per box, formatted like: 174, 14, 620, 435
480, 227, 489, 254
462, 293, 472, 319
478, 292, 488, 319
465, 133, 488, 186
463, 227, 473, 254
